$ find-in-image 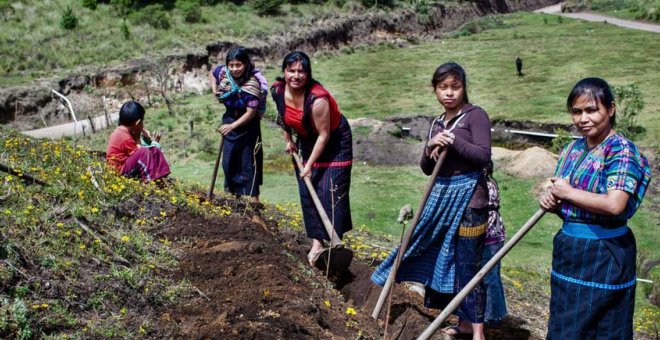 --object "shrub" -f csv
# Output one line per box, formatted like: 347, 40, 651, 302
82, 0, 98, 10
130, 4, 171, 29
60, 6, 78, 30
120, 19, 130, 39
177, 0, 203, 23
251, 0, 284, 16
551, 128, 574, 153
612, 84, 645, 140
360, 0, 395, 7
111, 0, 134, 17
0, 0, 14, 20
